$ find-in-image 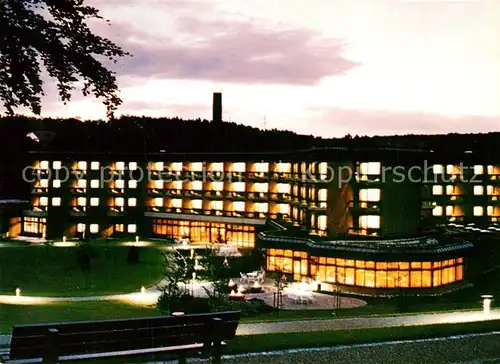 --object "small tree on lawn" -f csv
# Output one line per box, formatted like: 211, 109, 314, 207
156, 250, 191, 315
197, 246, 232, 311
270, 272, 288, 317
75, 240, 97, 288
